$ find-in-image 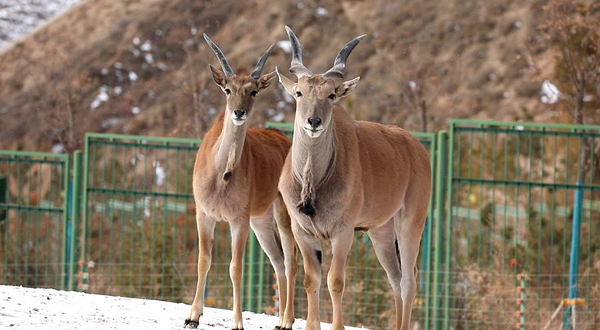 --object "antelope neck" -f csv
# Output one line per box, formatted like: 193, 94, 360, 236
214, 112, 247, 178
